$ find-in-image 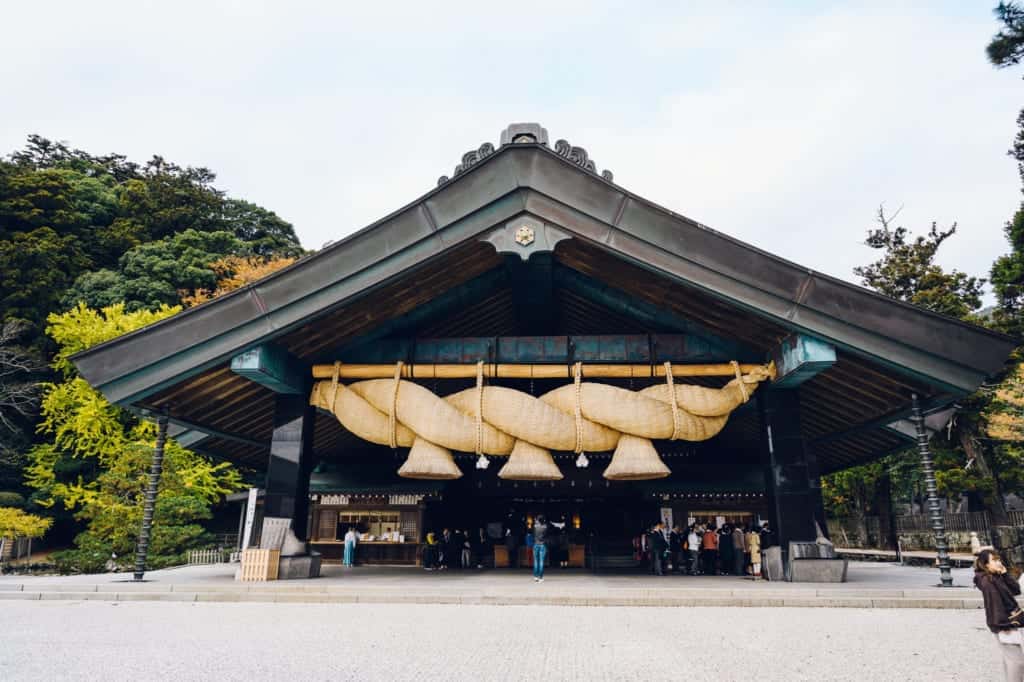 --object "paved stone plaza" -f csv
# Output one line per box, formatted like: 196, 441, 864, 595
0, 600, 1001, 681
